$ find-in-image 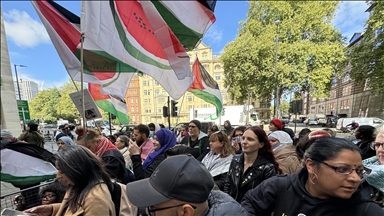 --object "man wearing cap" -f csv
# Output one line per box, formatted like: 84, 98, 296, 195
126, 155, 249, 216
180, 120, 210, 161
